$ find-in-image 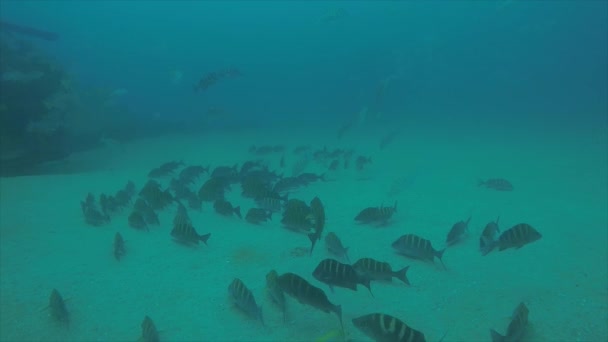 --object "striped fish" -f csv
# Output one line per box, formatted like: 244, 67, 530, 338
490, 302, 529, 342
277, 272, 342, 329
312, 259, 372, 294
353, 258, 410, 286
354, 202, 397, 225
352, 313, 426, 342
497, 223, 541, 251
140, 315, 159, 342
255, 196, 284, 213
228, 278, 264, 325
266, 270, 286, 322
392, 234, 446, 269
170, 221, 211, 246
173, 202, 191, 226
